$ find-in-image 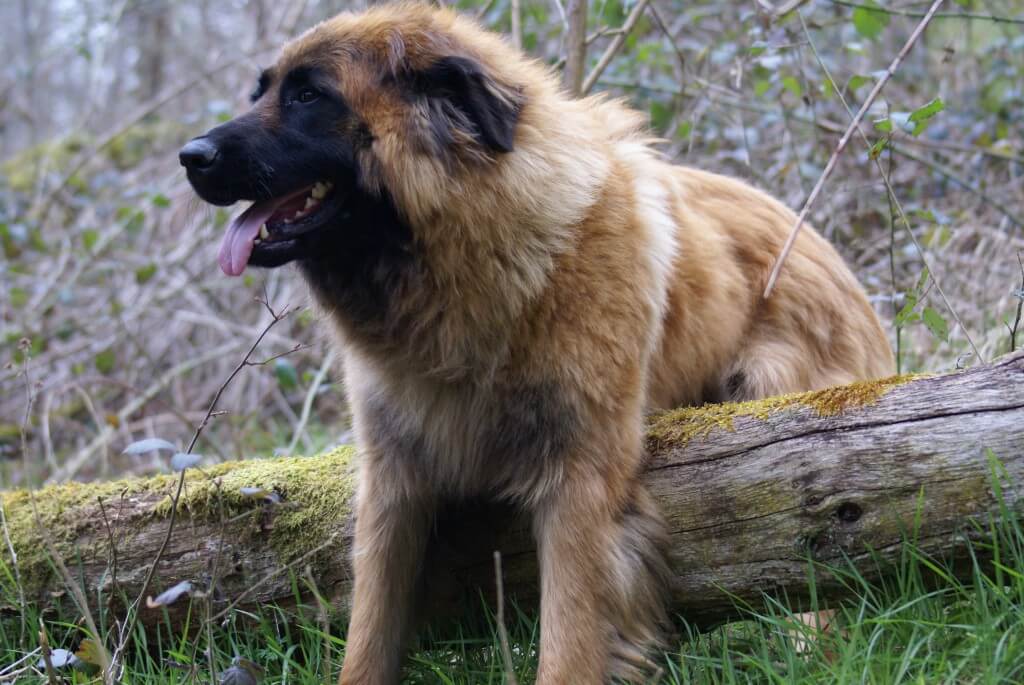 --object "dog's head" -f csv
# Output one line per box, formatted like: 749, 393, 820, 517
180, 3, 525, 276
